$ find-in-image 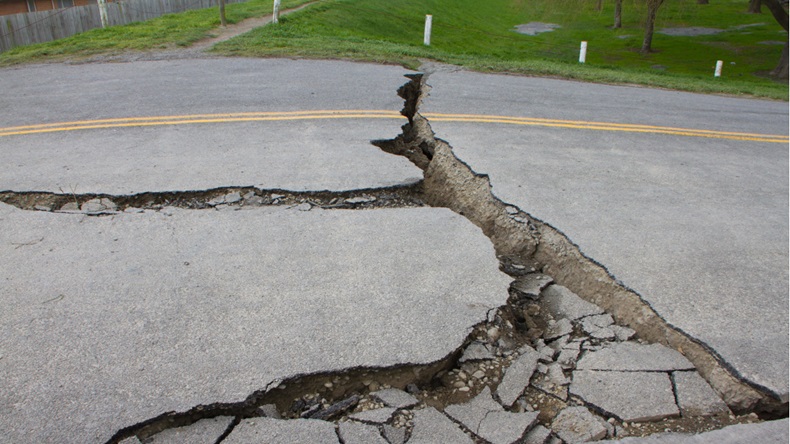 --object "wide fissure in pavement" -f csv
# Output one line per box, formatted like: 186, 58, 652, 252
126, 74, 783, 442
3, 75, 786, 444
376, 73, 786, 415
0, 183, 425, 214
